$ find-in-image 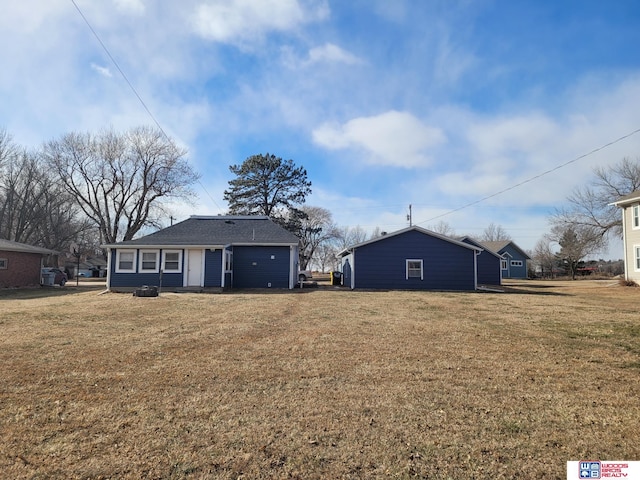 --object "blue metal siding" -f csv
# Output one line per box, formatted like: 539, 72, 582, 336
353, 231, 476, 290
232, 246, 291, 288
475, 251, 501, 285
108, 248, 184, 288
501, 245, 528, 279
459, 239, 501, 286
204, 249, 222, 287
